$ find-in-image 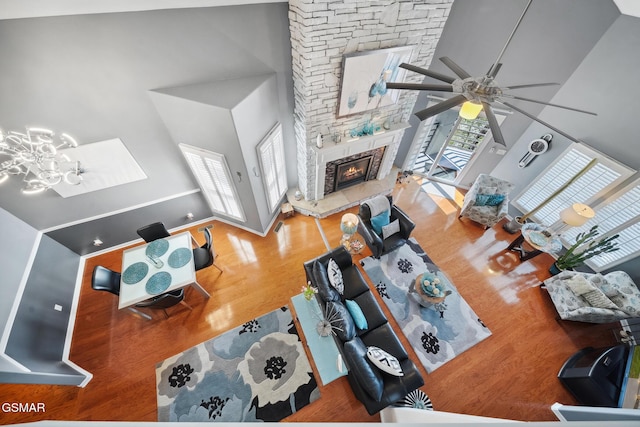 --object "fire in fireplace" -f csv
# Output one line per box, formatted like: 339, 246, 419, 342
334, 155, 373, 191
